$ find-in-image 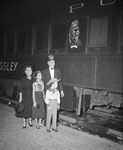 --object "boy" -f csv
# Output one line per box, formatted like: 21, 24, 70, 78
45, 78, 61, 133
